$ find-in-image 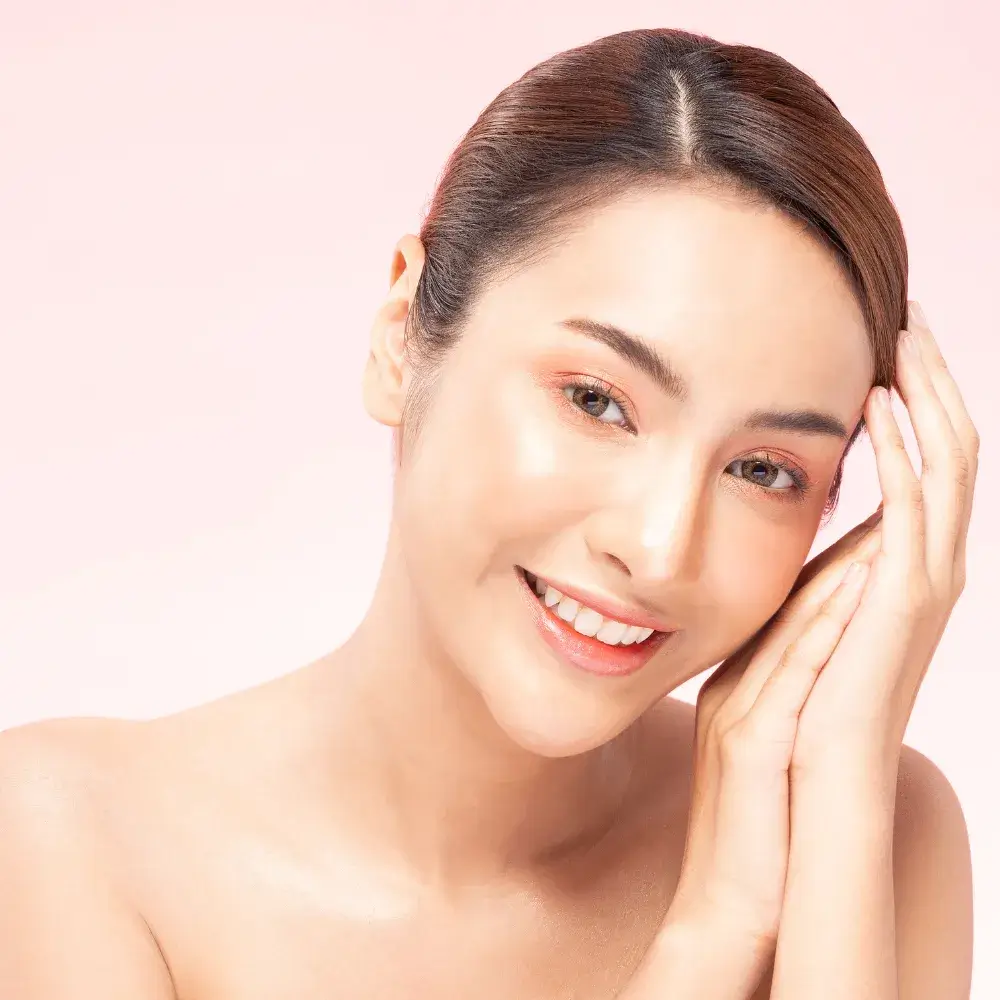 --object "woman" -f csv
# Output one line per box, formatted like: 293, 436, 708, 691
0, 27, 977, 1000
